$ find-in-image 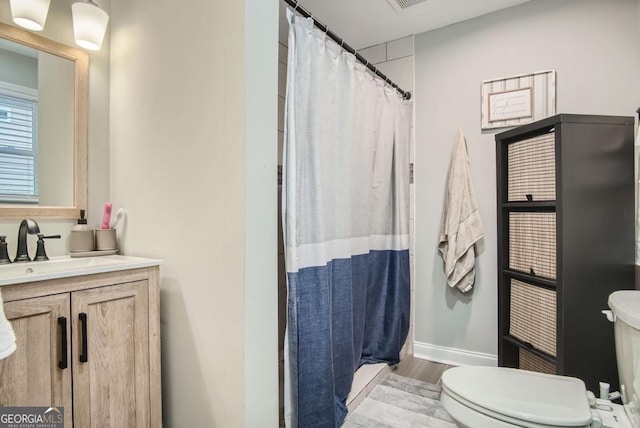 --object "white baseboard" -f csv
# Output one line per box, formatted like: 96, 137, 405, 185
413, 341, 497, 367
